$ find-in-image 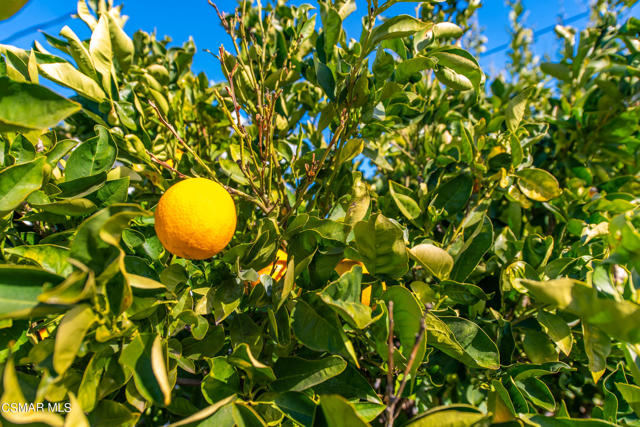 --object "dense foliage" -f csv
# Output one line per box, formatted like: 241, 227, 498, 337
0, 0, 639, 425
